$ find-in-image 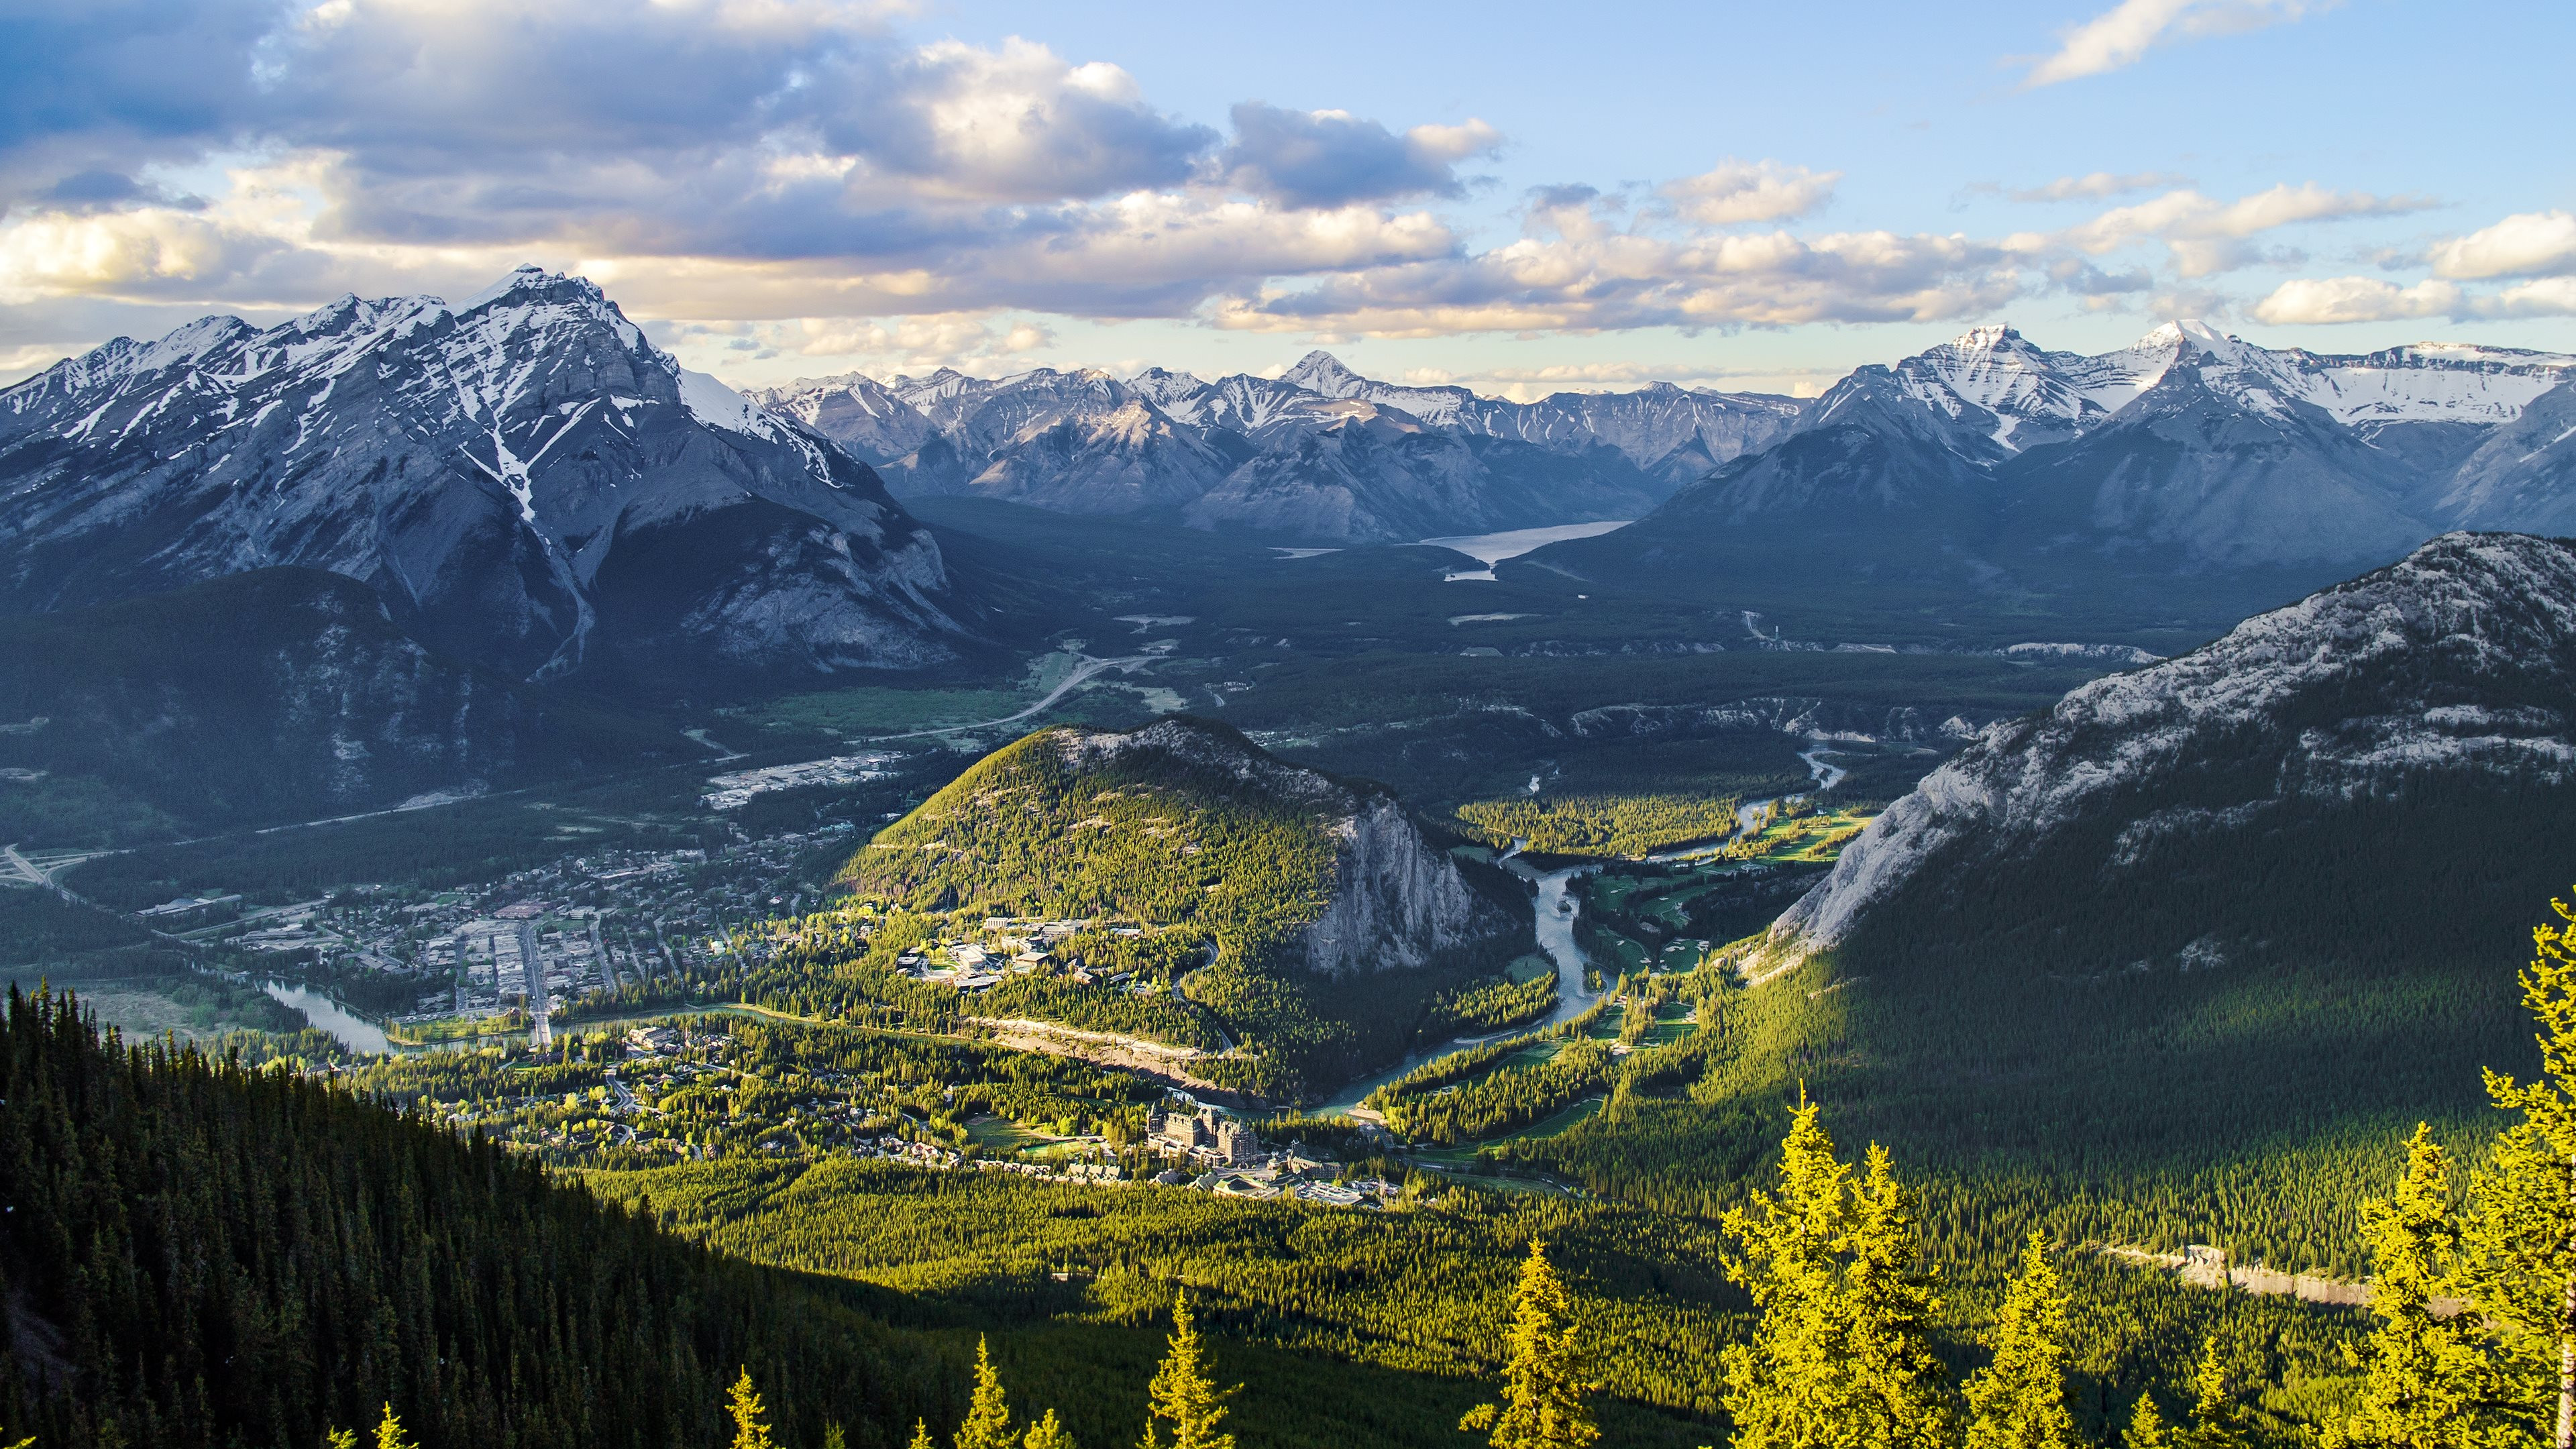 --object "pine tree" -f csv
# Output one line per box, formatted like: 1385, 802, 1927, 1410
2182, 1336, 2251, 1449
729, 1368, 779, 1449
910, 1421, 936, 1449
326, 1430, 359, 1449
1719, 1096, 1853, 1449
374, 1404, 415, 1449
2465, 890, 2576, 1448
1024, 1409, 1078, 1449
956, 1338, 1015, 1449
1458, 1240, 1599, 1448
2328, 1125, 2493, 1448
1962, 1233, 2080, 1449
1842, 1145, 1951, 1448
1138, 1293, 1236, 1449
1719, 1095, 1949, 1449
824, 1427, 849, 1449
2121, 1395, 2170, 1449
